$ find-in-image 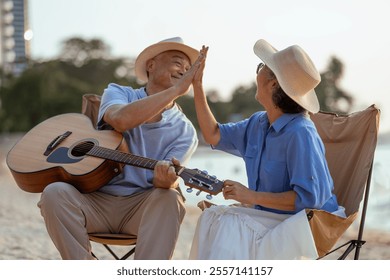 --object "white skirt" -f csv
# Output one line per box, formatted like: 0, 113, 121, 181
189, 205, 318, 260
